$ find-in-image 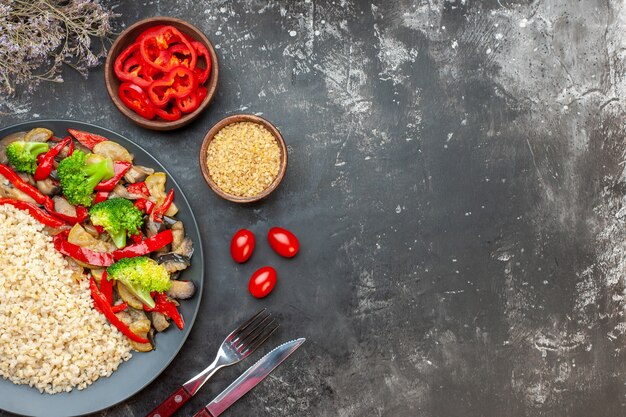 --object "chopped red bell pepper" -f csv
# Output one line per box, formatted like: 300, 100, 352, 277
49, 204, 89, 225
33, 137, 72, 181
134, 198, 155, 214
112, 229, 173, 260
191, 41, 211, 84
68, 129, 108, 150
154, 105, 182, 121
126, 181, 150, 197
130, 233, 143, 244
114, 42, 154, 88
175, 90, 201, 114
94, 161, 132, 192
90, 277, 149, 344
53, 232, 114, 267
94, 191, 109, 204
147, 66, 196, 107
118, 83, 156, 120
151, 189, 174, 222
111, 302, 128, 313
140, 26, 197, 72
100, 270, 113, 306
0, 164, 51, 206
0, 198, 66, 228
144, 293, 184, 329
